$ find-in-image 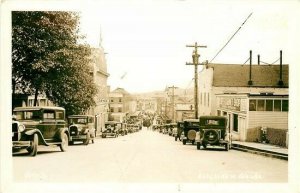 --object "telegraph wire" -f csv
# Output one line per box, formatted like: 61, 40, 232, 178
209, 12, 253, 63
